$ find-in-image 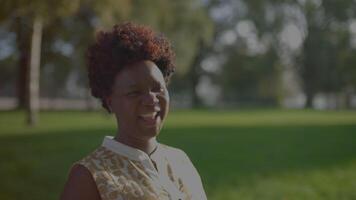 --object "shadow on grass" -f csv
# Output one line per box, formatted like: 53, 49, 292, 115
0, 124, 356, 200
